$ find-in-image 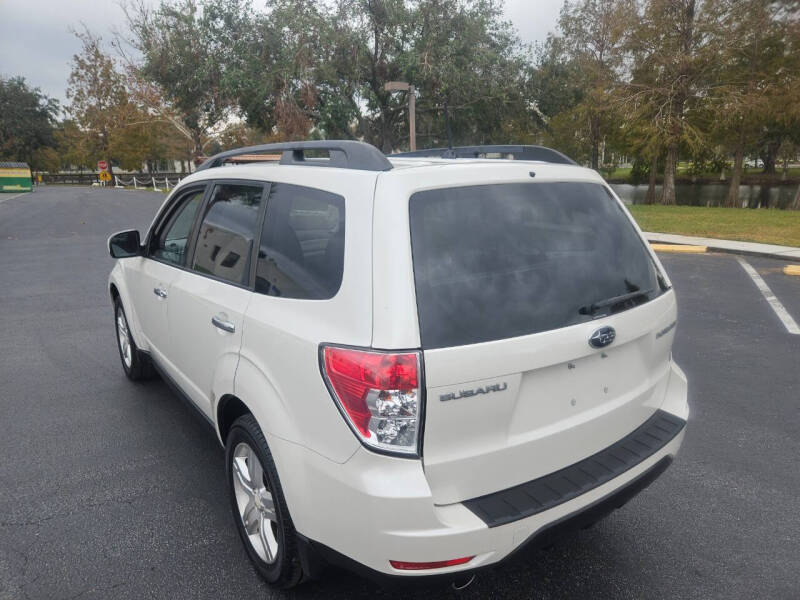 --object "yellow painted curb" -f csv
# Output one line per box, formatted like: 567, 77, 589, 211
650, 243, 707, 254
783, 265, 800, 277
